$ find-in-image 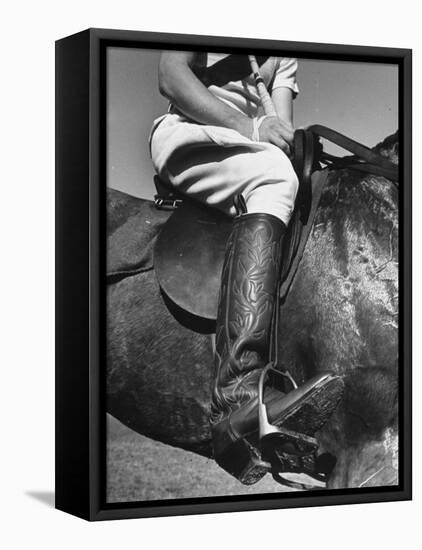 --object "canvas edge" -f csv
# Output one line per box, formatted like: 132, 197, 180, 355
55, 27, 412, 521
